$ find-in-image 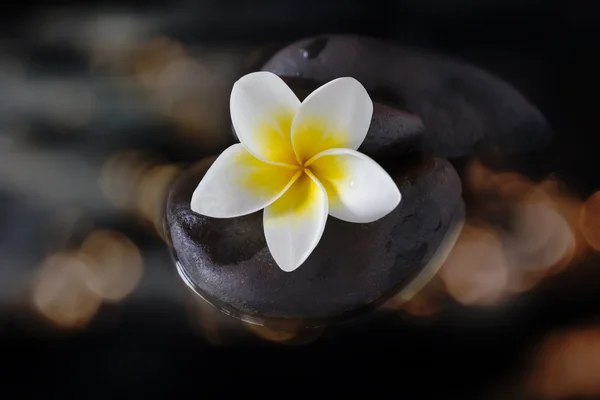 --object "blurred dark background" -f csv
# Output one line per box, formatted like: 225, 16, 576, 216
2, 0, 600, 398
